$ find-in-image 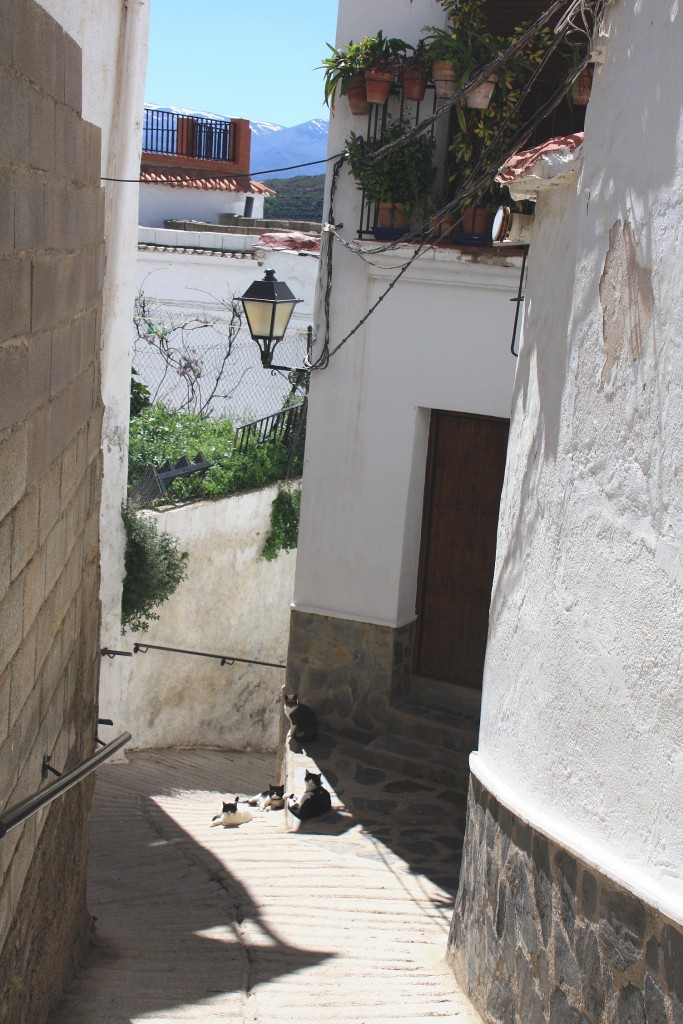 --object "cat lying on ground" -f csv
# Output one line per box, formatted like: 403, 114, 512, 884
242, 784, 285, 811
287, 770, 331, 821
282, 688, 318, 746
210, 799, 253, 828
